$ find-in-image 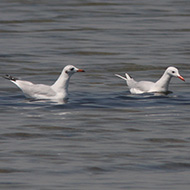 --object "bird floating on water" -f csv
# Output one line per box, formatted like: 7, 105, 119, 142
115, 66, 185, 94
3, 65, 85, 103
